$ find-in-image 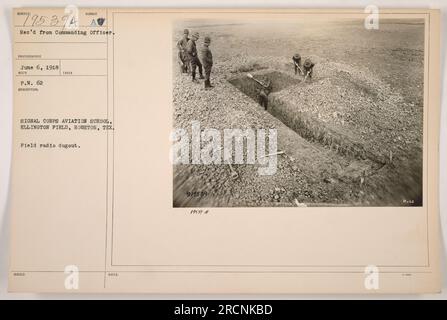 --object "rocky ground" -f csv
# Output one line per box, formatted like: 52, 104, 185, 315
172, 19, 424, 207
